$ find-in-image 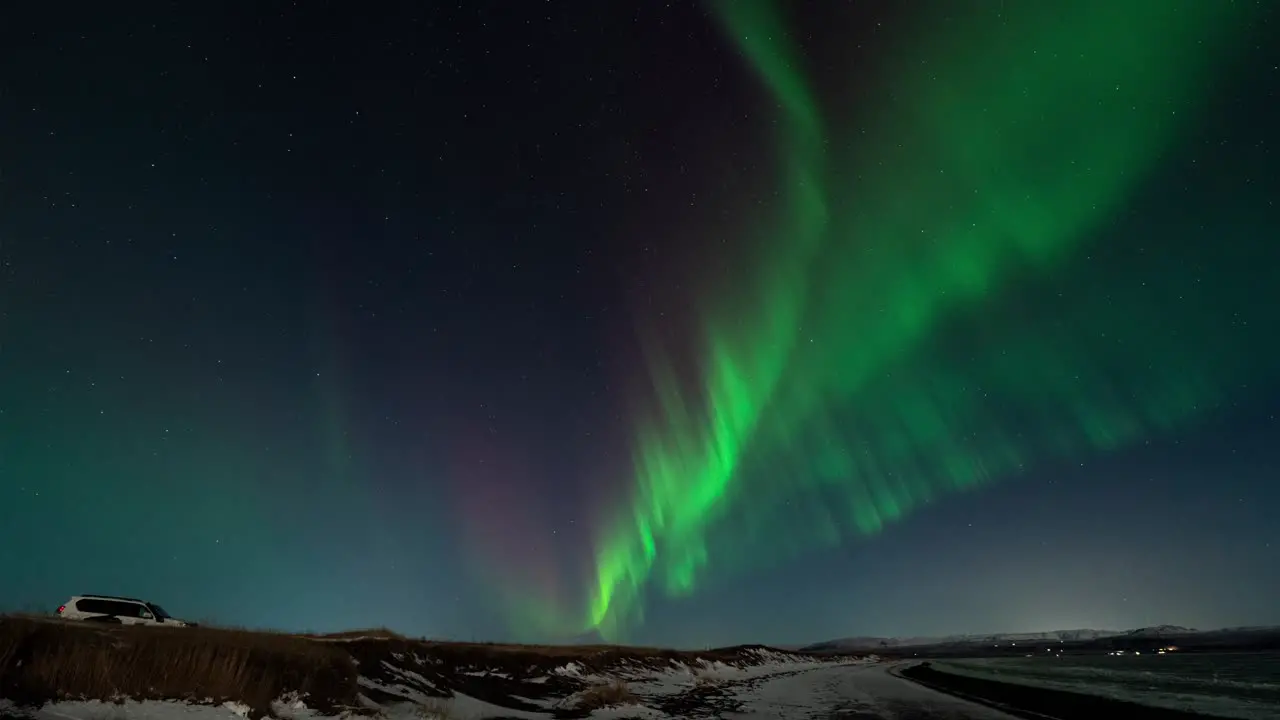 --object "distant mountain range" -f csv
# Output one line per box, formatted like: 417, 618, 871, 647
803, 624, 1210, 652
